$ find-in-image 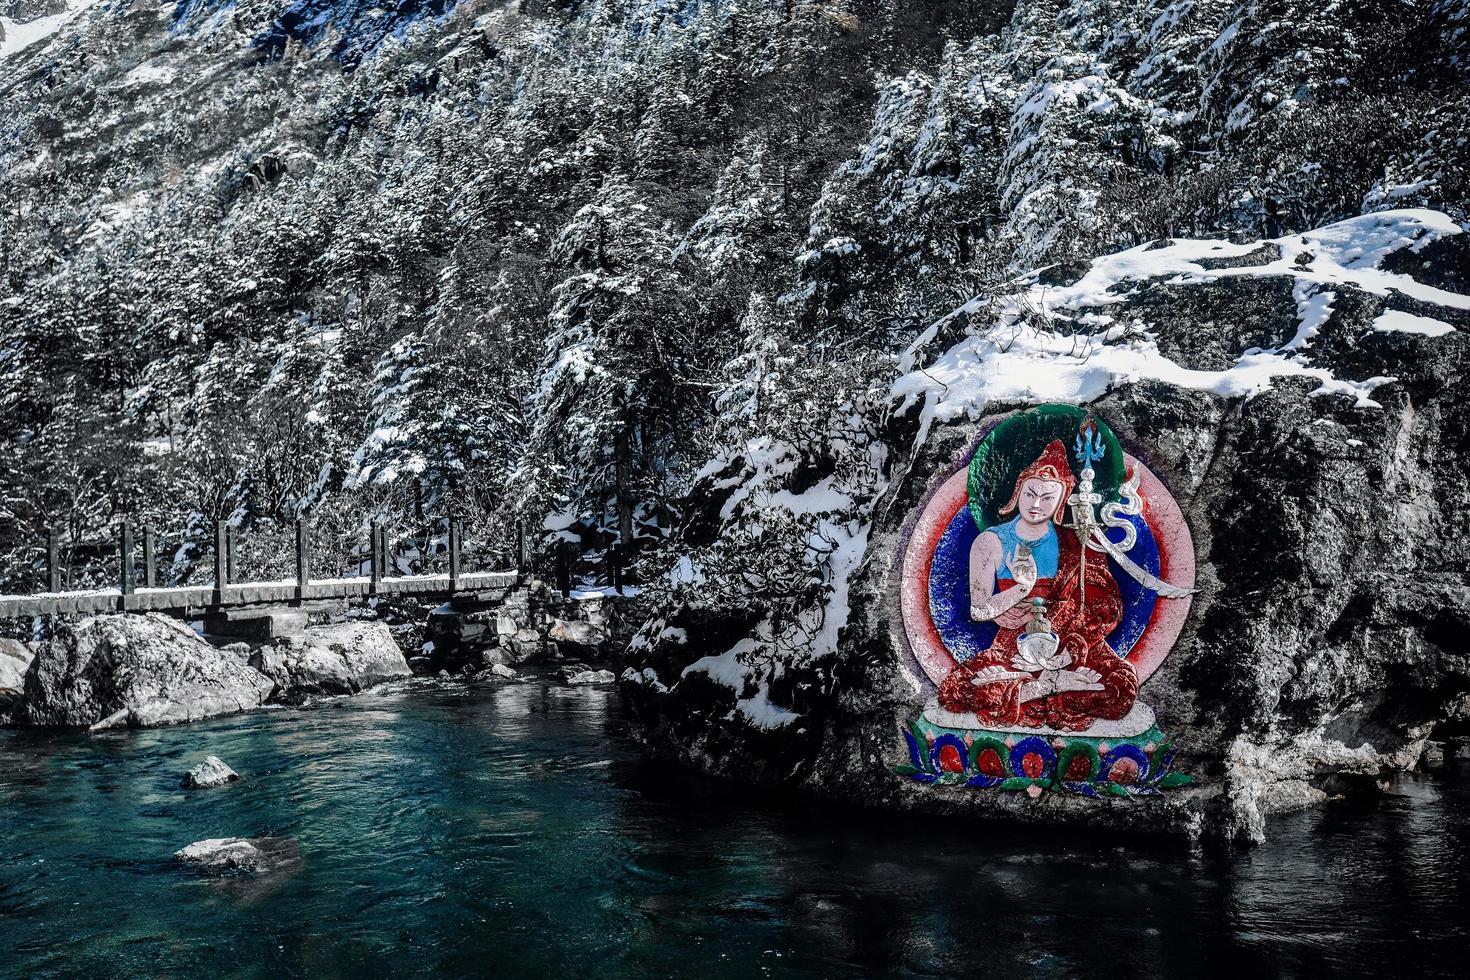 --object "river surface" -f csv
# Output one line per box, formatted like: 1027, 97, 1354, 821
2, 679, 1467, 978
